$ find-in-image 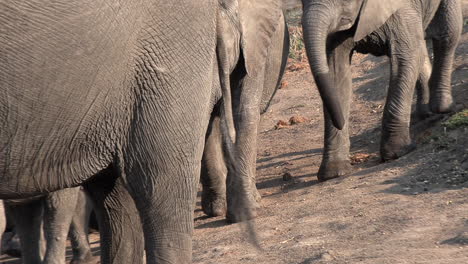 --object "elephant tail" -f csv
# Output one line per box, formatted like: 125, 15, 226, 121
216, 20, 261, 250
